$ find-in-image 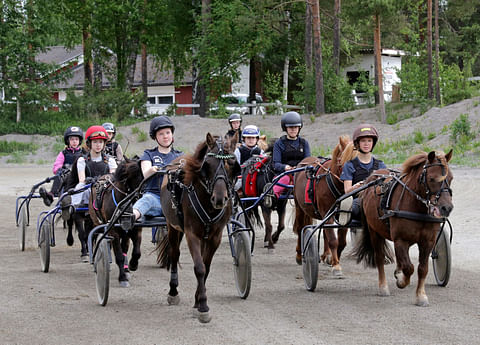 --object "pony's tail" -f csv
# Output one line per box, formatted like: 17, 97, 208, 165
155, 231, 170, 269
249, 206, 263, 230
351, 199, 394, 267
